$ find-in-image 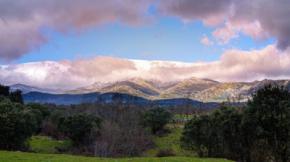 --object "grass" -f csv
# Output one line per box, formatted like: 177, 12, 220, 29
145, 125, 193, 157
28, 136, 71, 154
0, 151, 233, 162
